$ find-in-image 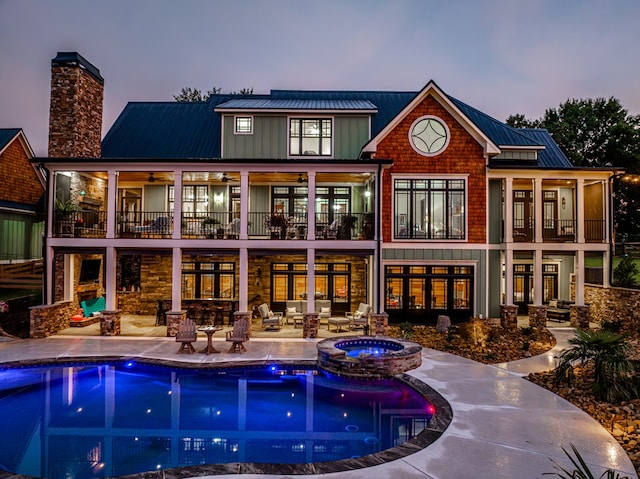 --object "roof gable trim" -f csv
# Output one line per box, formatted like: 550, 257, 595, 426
362, 81, 500, 156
